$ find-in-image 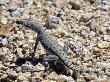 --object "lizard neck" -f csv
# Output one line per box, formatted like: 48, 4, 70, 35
35, 25, 45, 34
